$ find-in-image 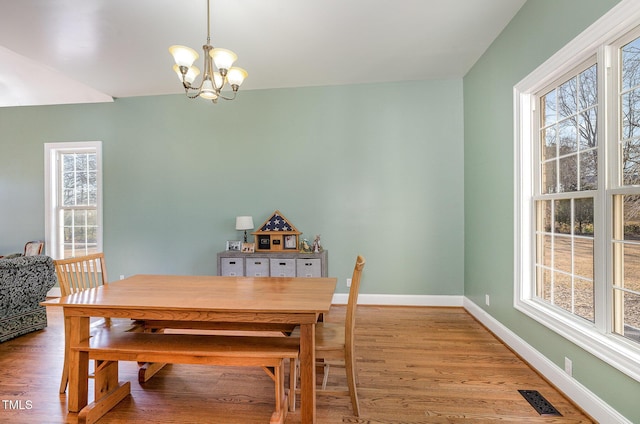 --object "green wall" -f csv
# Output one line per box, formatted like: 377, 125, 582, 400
464, 0, 639, 422
0, 79, 464, 296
